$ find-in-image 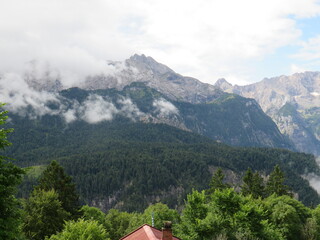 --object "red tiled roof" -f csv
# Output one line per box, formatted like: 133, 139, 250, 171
120, 224, 181, 240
